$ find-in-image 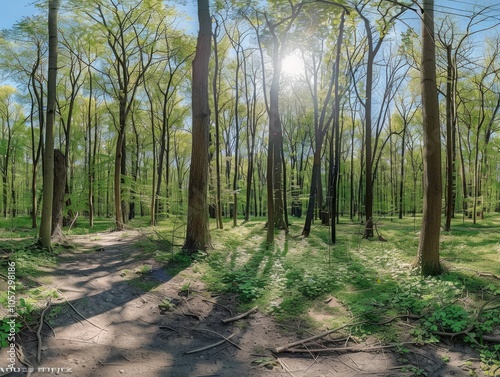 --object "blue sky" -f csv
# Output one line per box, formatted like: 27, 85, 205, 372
1, 1, 499, 35
1, 0, 39, 30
